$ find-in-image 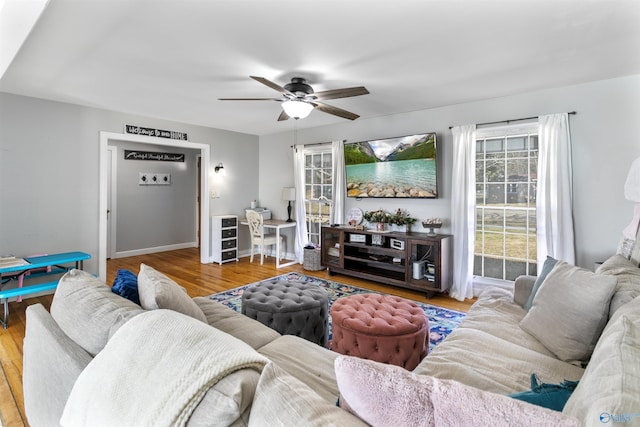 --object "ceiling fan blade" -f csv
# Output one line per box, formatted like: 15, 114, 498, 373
312, 86, 369, 101
218, 98, 282, 101
250, 76, 293, 95
314, 101, 360, 120
277, 110, 290, 121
